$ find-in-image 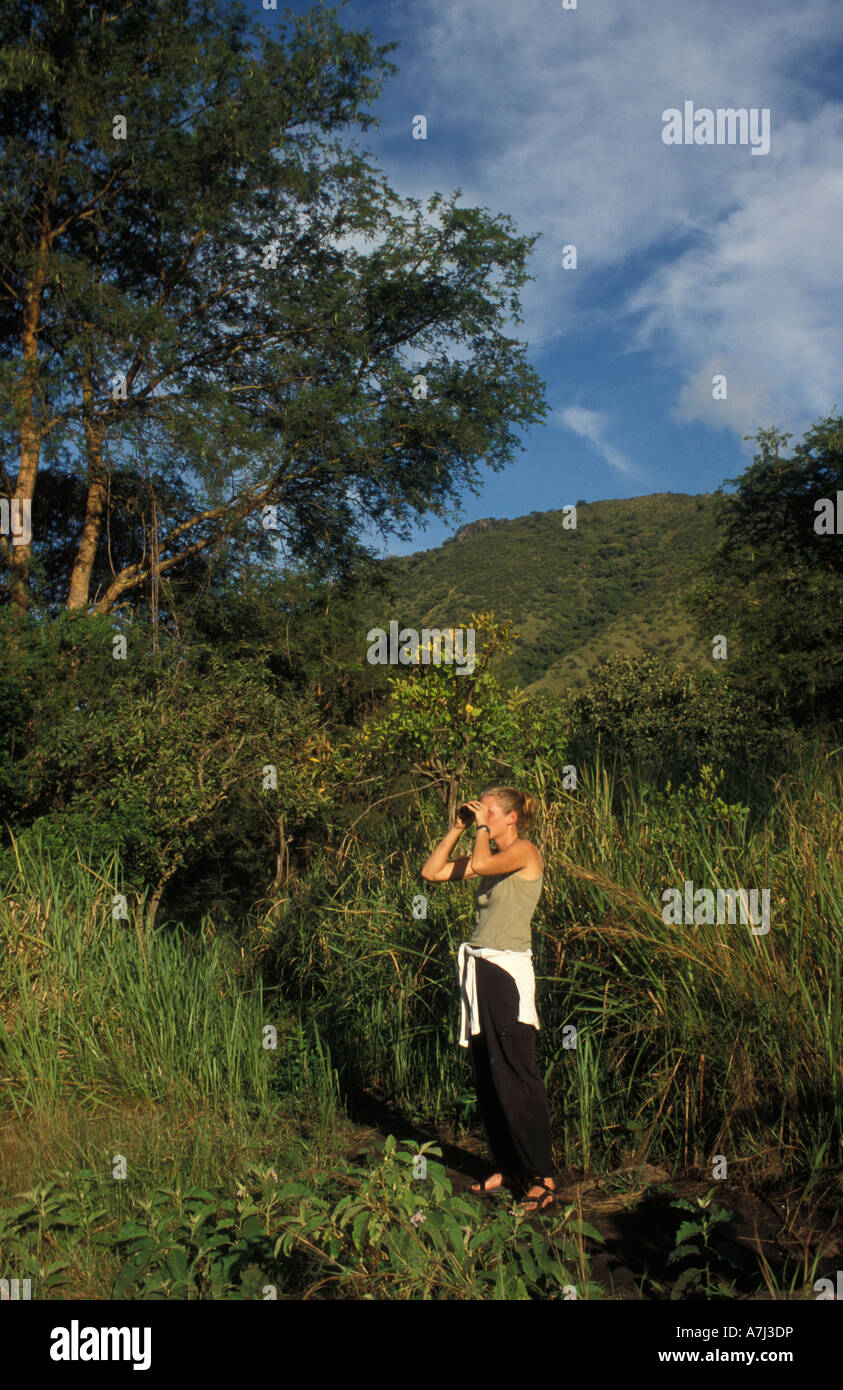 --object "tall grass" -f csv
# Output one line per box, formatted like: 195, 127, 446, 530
0, 834, 340, 1122
253, 742, 842, 1183
2, 741, 840, 1192
0, 743, 839, 1297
